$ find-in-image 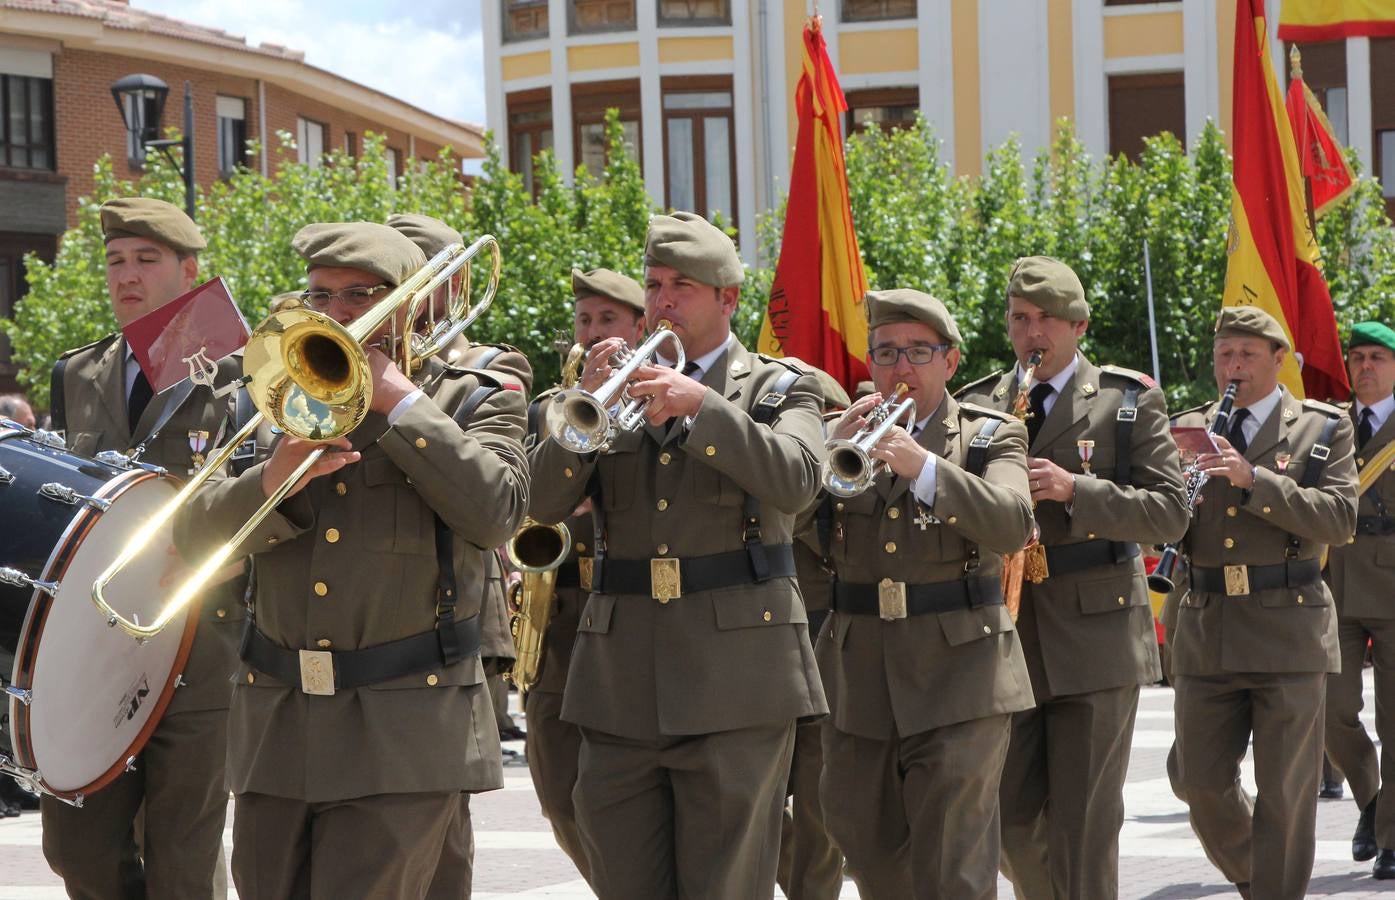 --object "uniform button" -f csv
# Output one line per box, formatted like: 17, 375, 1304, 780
216, 608, 227, 618
658, 597, 670, 605
314, 581, 329, 597
657, 499, 669, 511
246, 672, 255, 684
335, 482, 347, 496
1087, 532, 1096, 539
1226, 506, 1237, 517
947, 516, 958, 525
884, 541, 897, 553
325, 528, 341, 543
705, 445, 716, 457
1357, 457, 1365, 467
659, 452, 672, 465
316, 639, 332, 648
564, 467, 574, 478
585, 617, 593, 627
657, 543, 669, 555
576, 542, 587, 552
982, 625, 992, 634
762, 610, 772, 622
1296, 595, 1305, 605
266, 536, 278, 545
1117, 596, 1126, 606
414, 437, 428, 449
1262, 505, 1272, 514
426, 674, 439, 686
1223, 538, 1235, 549
887, 507, 900, 520
835, 502, 845, 511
